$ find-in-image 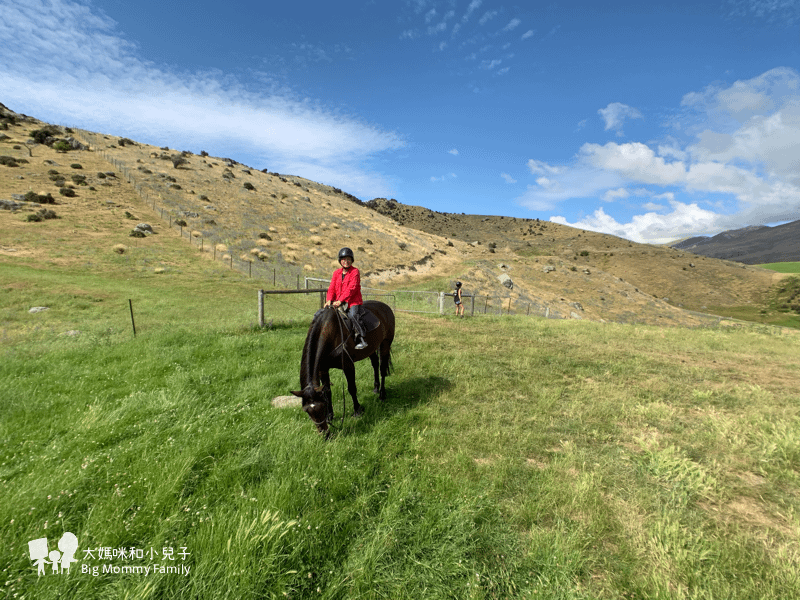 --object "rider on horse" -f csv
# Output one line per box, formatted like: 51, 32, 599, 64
324, 247, 369, 350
